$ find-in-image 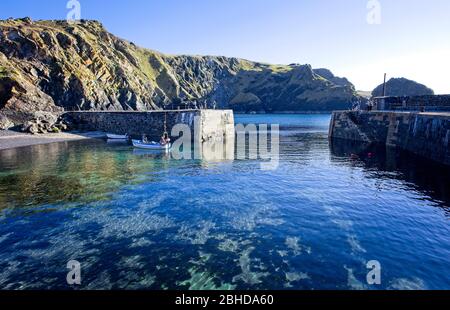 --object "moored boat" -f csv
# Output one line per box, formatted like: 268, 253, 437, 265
132, 139, 171, 150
